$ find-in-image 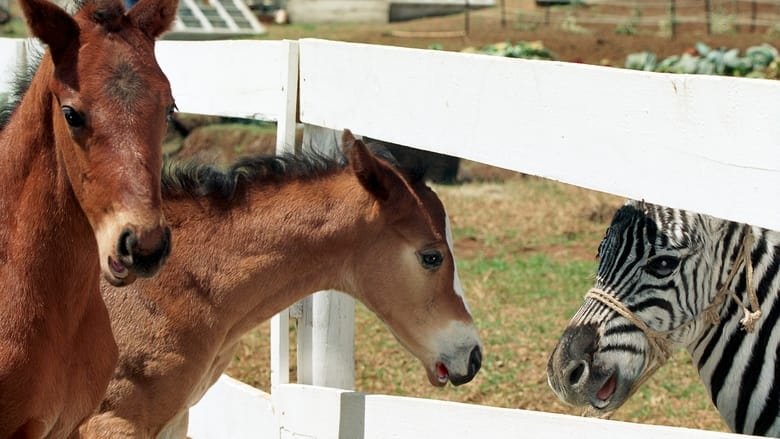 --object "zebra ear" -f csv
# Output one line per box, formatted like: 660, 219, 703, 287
638, 199, 649, 215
